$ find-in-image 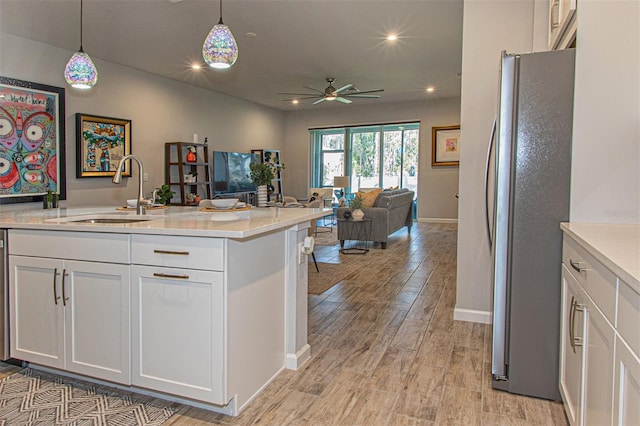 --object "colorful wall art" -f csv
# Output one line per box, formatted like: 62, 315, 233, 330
0, 77, 66, 203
